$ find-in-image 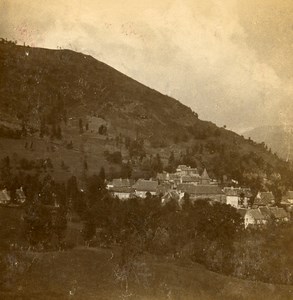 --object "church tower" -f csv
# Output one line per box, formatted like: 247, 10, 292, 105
201, 168, 210, 185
